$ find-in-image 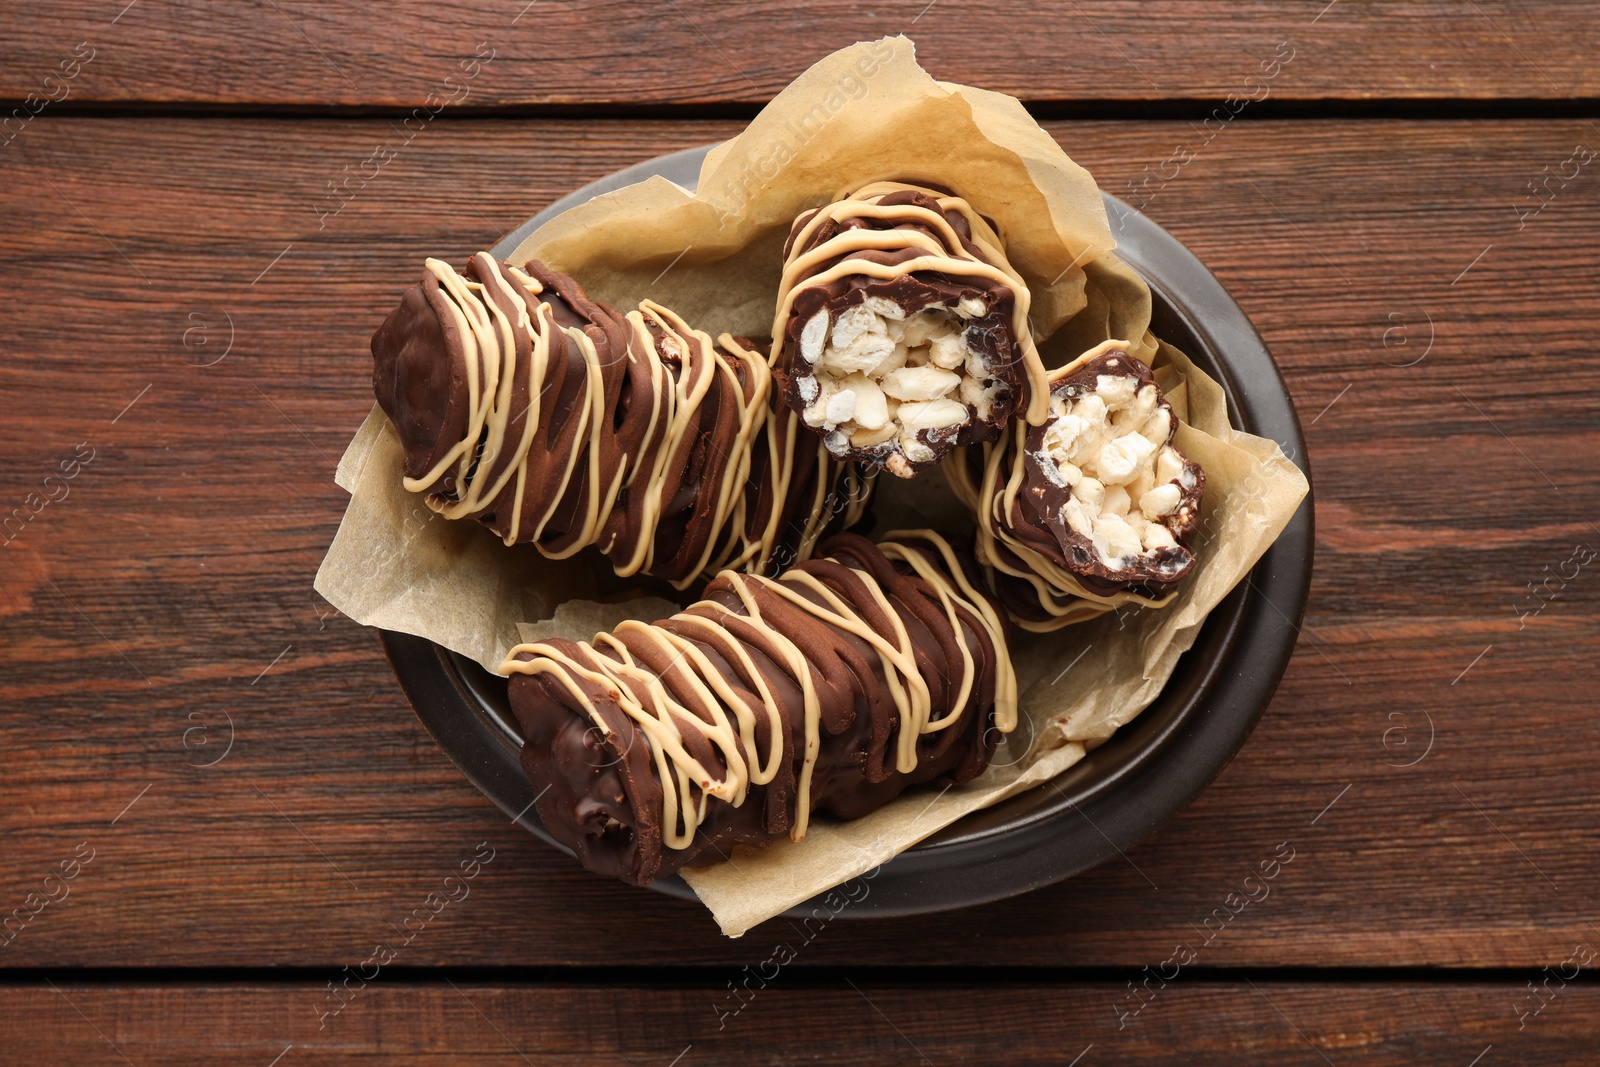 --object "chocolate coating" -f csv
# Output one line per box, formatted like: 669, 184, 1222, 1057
504, 532, 1015, 887
371, 271, 471, 491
